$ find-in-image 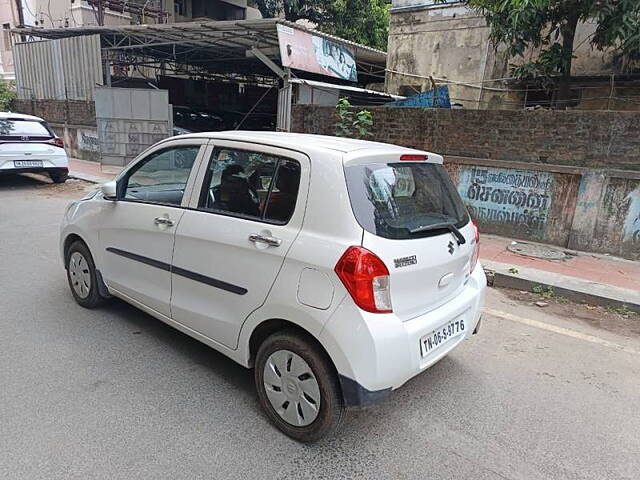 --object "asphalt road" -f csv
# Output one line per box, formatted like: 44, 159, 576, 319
1, 174, 639, 480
